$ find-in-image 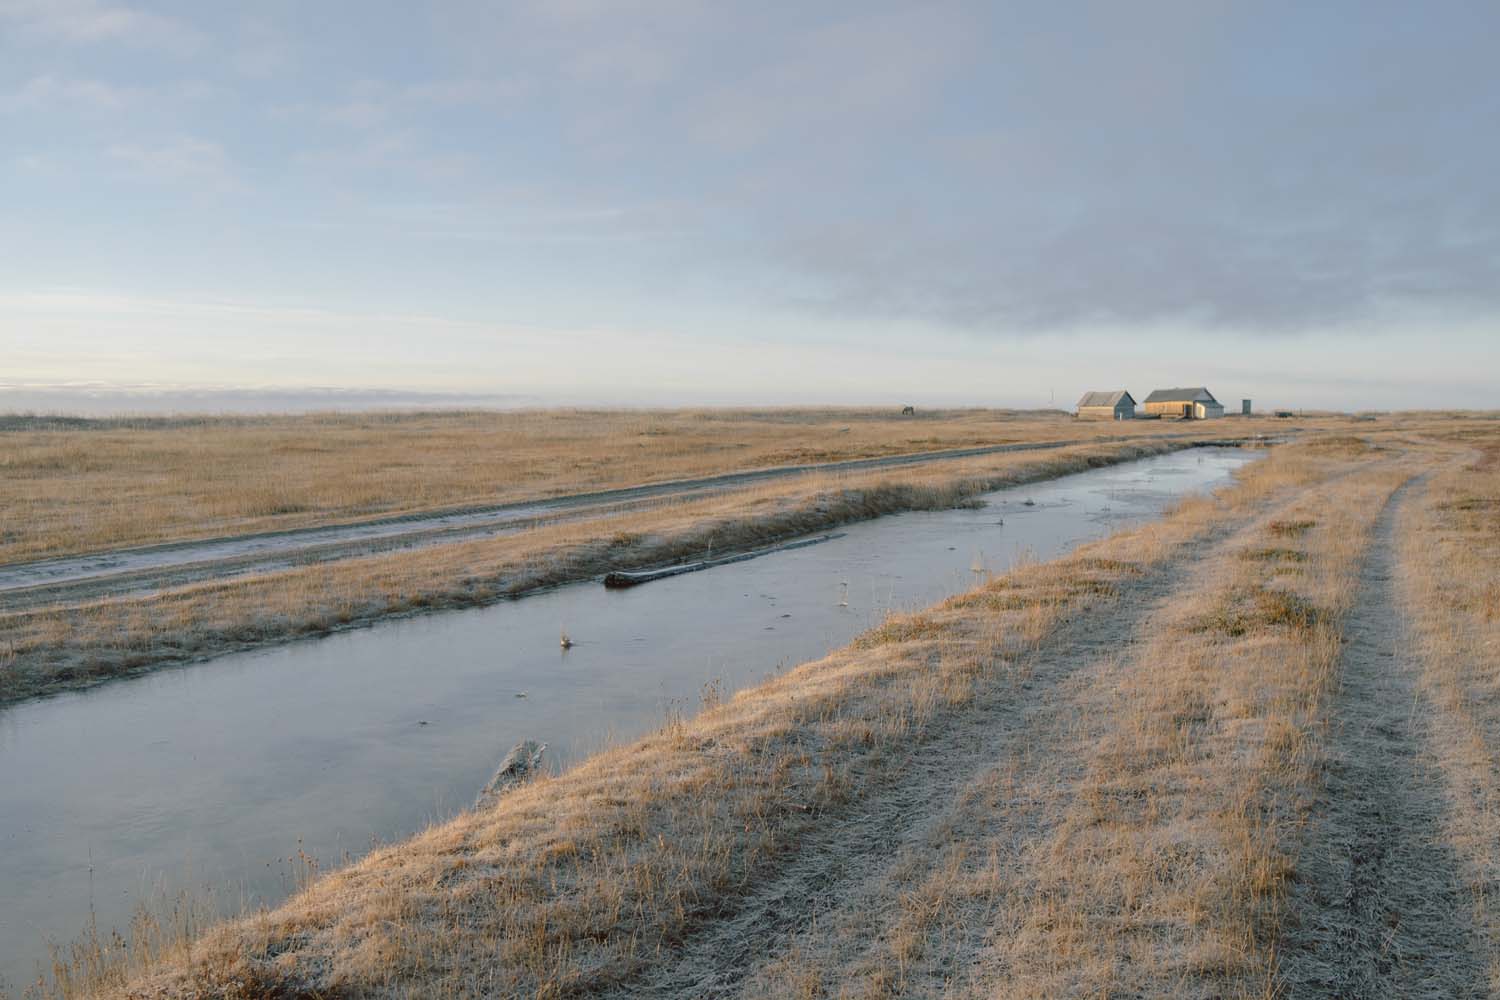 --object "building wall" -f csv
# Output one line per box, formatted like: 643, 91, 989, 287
1144, 400, 1193, 418
1079, 402, 1135, 420
1195, 402, 1224, 419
